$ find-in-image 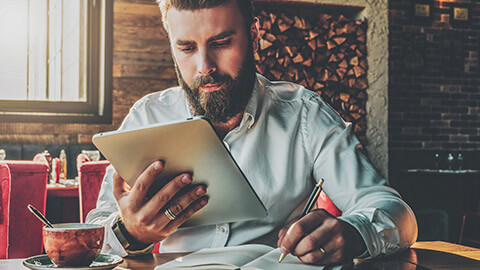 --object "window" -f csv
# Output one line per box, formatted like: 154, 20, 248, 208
0, 0, 112, 123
